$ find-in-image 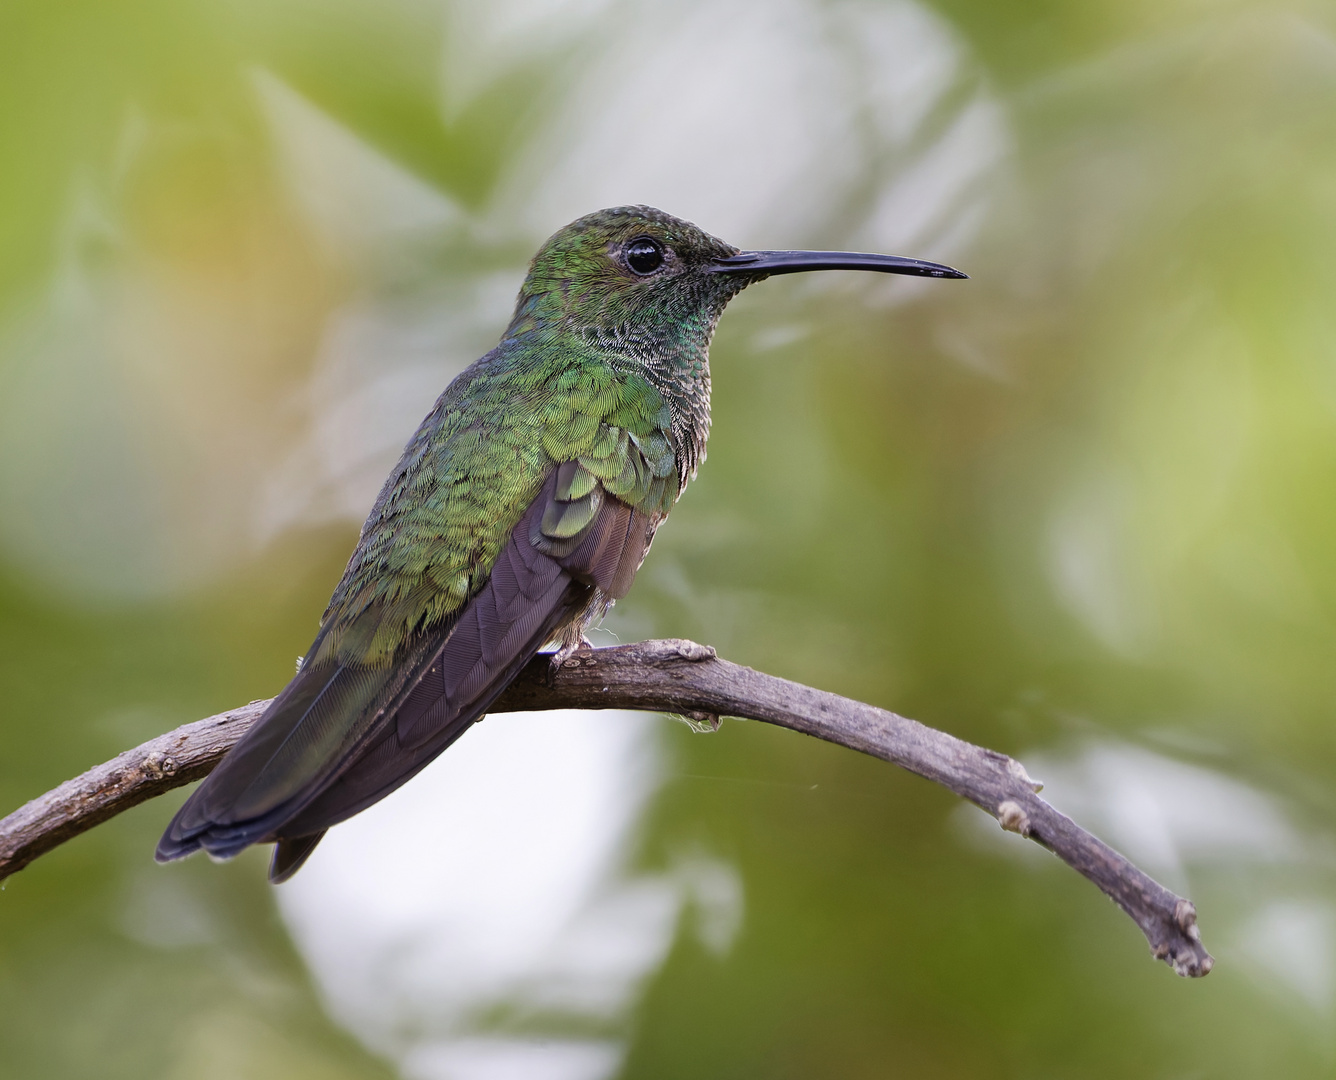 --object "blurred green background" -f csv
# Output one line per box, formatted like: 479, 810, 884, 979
4, 0, 1336, 1076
